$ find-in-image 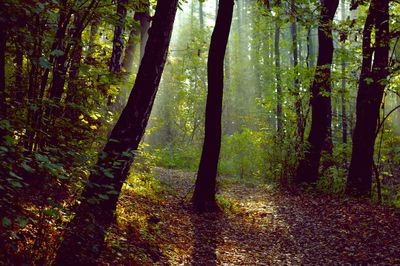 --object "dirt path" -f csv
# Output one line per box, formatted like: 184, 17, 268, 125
104, 168, 400, 265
